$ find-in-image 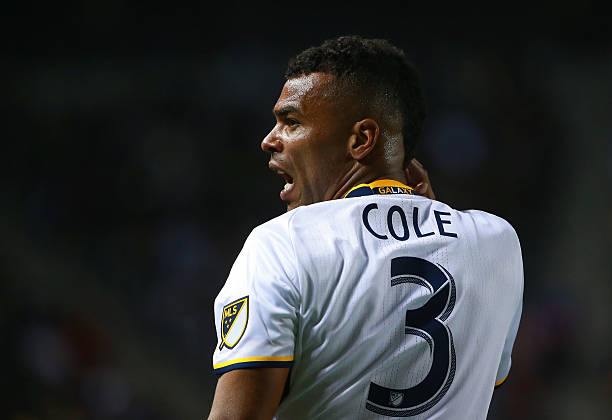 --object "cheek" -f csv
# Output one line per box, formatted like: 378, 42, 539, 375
300, 149, 343, 190
290, 127, 348, 183
311, 135, 348, 170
